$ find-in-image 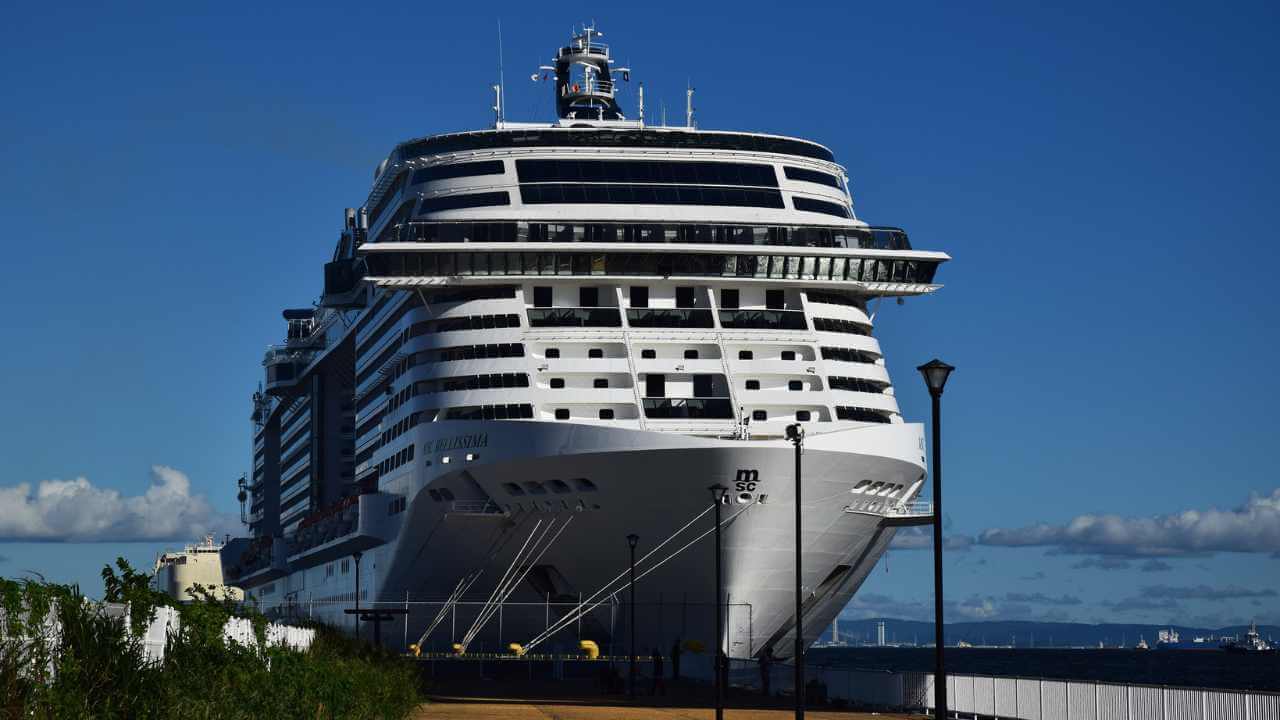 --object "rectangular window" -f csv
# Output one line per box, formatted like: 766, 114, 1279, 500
419, 191, 511, 213
545, 348, 560, 359
676, 286, 696, 308
788, 380, 804, 391
745, 380, 760, 390
411, 160, 505, 184
550, 378, 565, 389
752, 410, 768, 421
516, 159, 779, 187
693, 375, 714, 398
645, 374, 665, 398
796, 410, 812, 421
766, 289, 785, 310
533, 286, 553, 308
720, 289, 739, 309
579, 286, 599, 307
781, 350, 796, 361
588, 348, 604, 359
783, 166, 842, 189
593, 378, 609, 389
683, 349, 699, 359
738, 350, 753, 360
555, 409, 570, 420
630, 286, 649, 308
792, 196, 850, 218
641, 349, 656, 359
